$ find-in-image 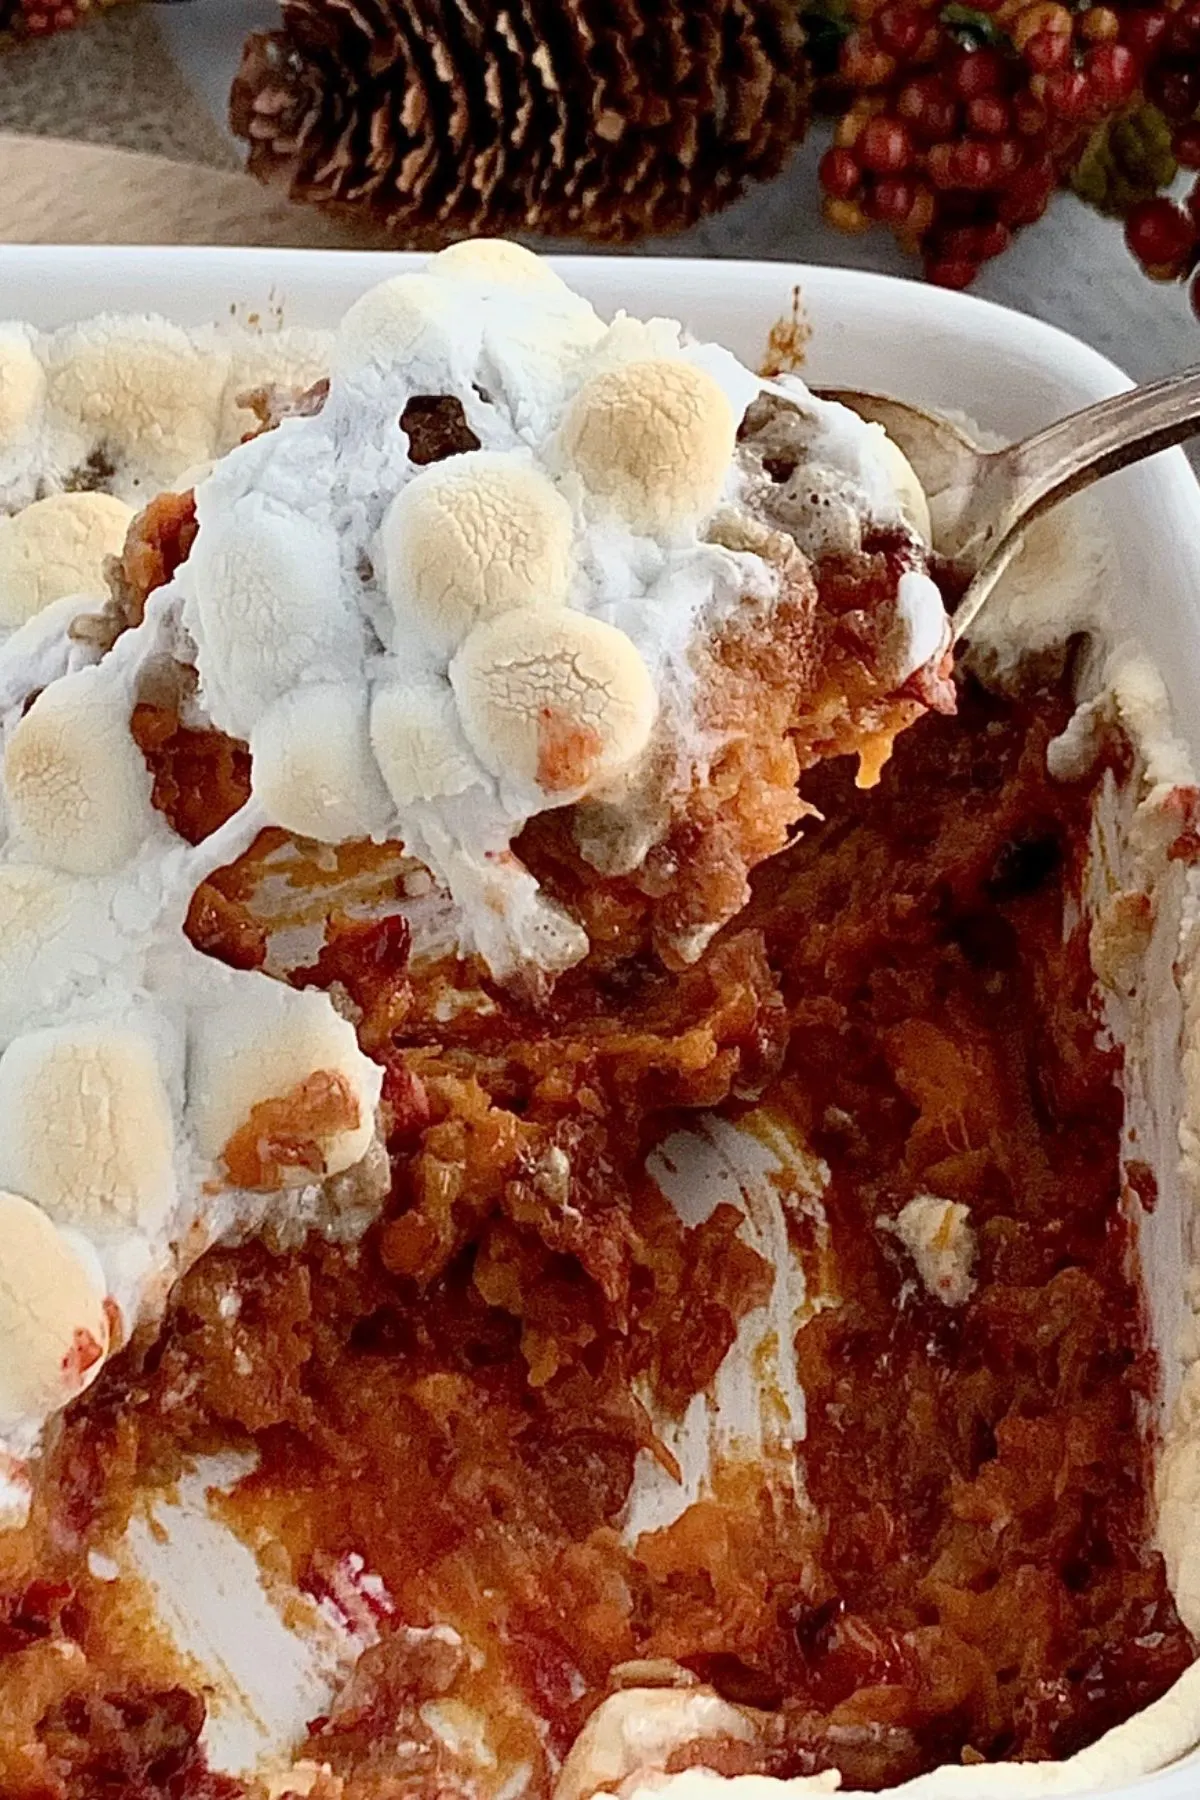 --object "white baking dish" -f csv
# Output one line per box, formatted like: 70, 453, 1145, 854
2, 246, 1198, 1800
